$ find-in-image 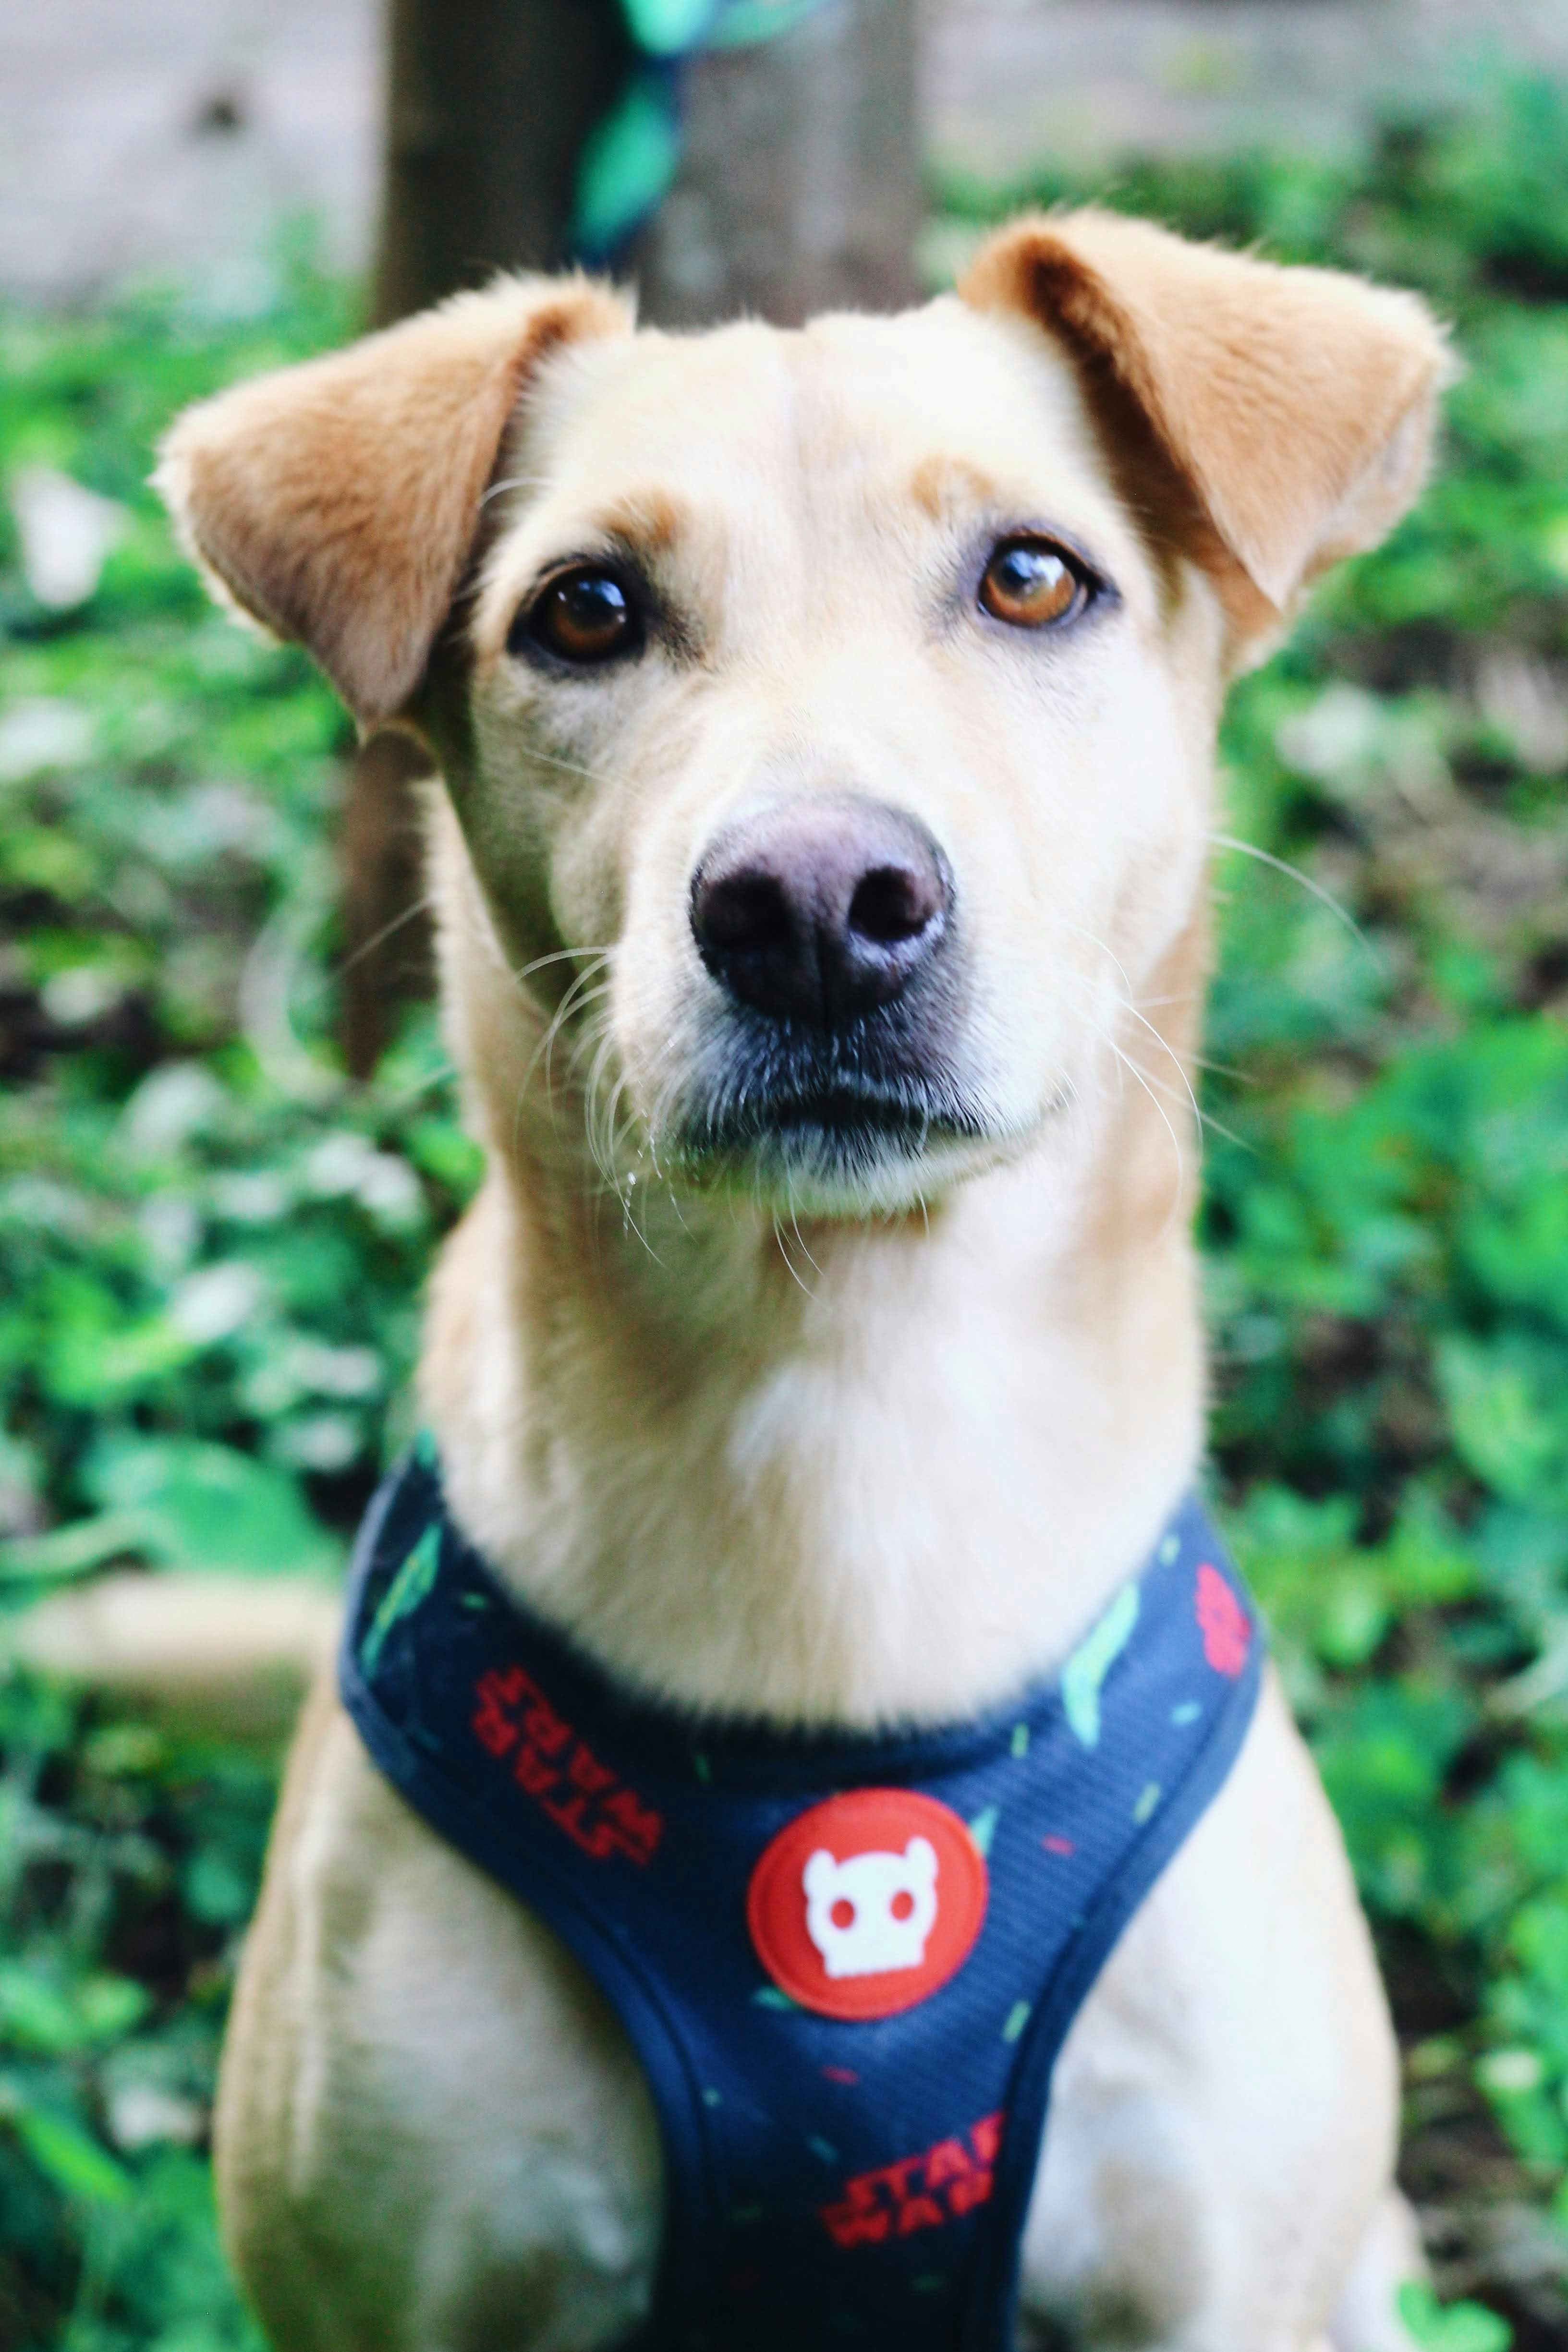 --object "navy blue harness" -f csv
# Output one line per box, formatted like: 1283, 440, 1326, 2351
340, 1448, 1262, 2352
